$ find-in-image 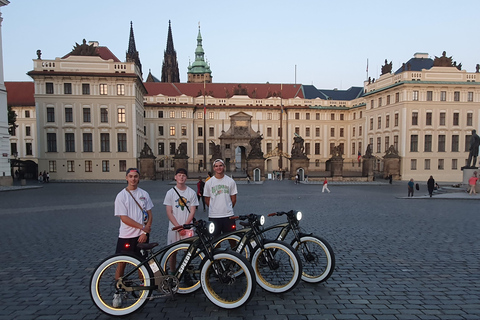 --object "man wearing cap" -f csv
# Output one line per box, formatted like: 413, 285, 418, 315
203, 159, 238, 237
